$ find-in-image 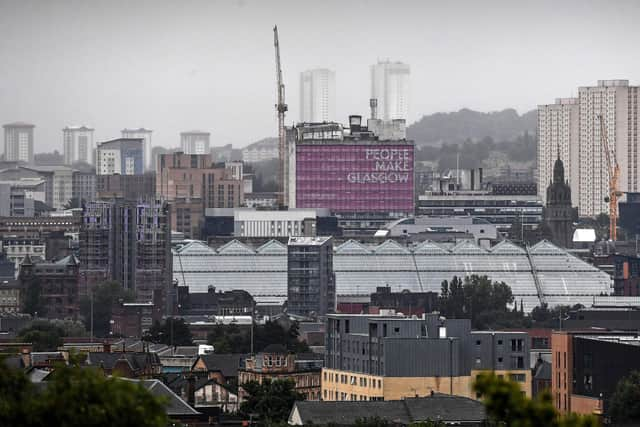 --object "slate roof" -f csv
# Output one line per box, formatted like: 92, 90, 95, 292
123, 378, 201, 416
289, 395, 486, 426
194, 353, 246, 378
85, 352, 161, 372
261, 344, 287, 354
